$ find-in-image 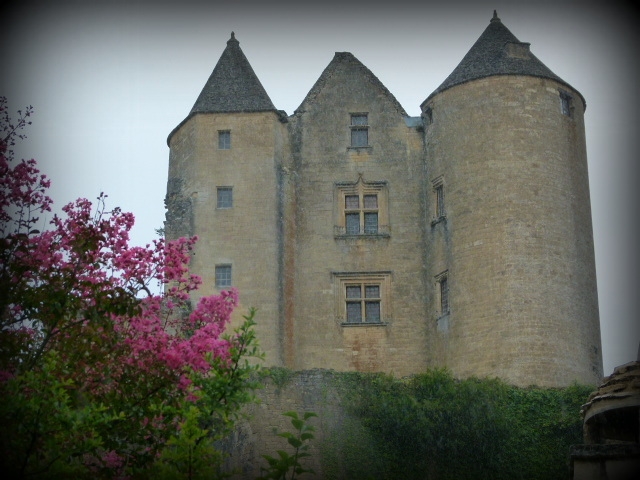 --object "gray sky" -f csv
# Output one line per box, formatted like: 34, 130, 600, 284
2, 0, 638, 376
